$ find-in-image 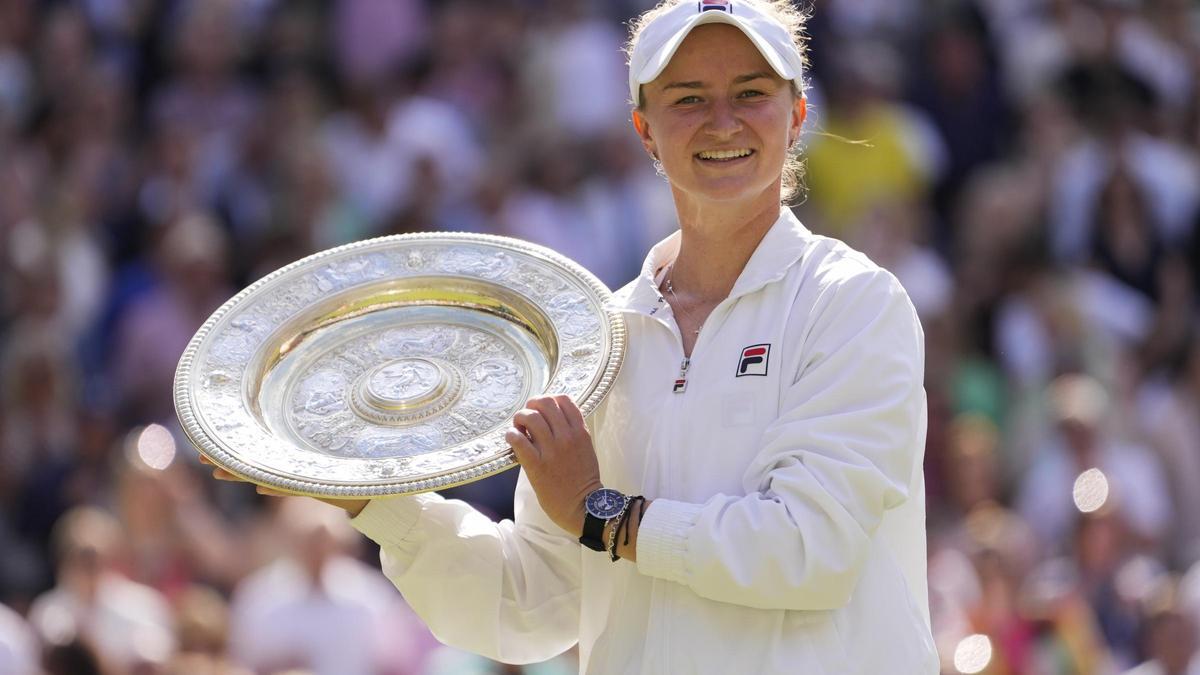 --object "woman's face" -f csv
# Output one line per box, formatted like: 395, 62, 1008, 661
634, 24, 805, 207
